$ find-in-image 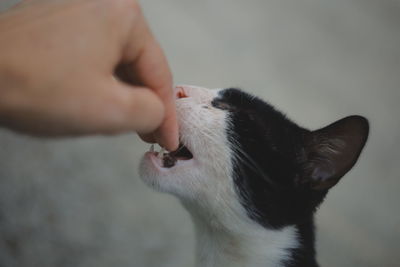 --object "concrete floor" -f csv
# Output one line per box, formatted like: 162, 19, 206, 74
0, 0, 399, 266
